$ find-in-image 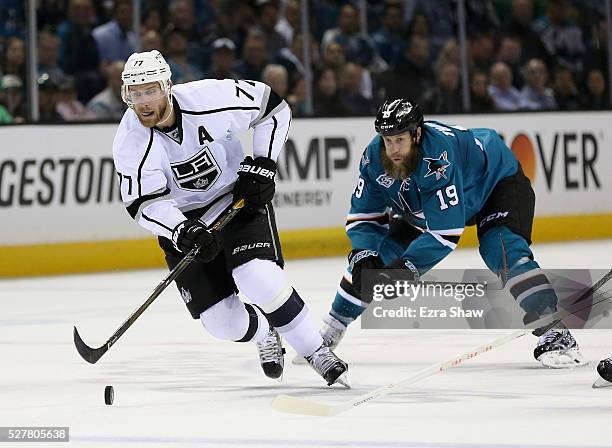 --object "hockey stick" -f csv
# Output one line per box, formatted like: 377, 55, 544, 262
73, 198, 245, 364
274, 267, 612, 416
273, 330, 526, 416
531, 267, 612, 336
